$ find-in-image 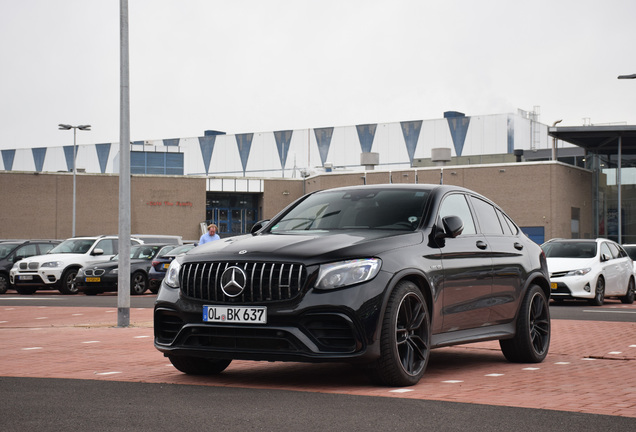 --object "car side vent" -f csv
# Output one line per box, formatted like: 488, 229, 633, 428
180, 261, 306, 303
